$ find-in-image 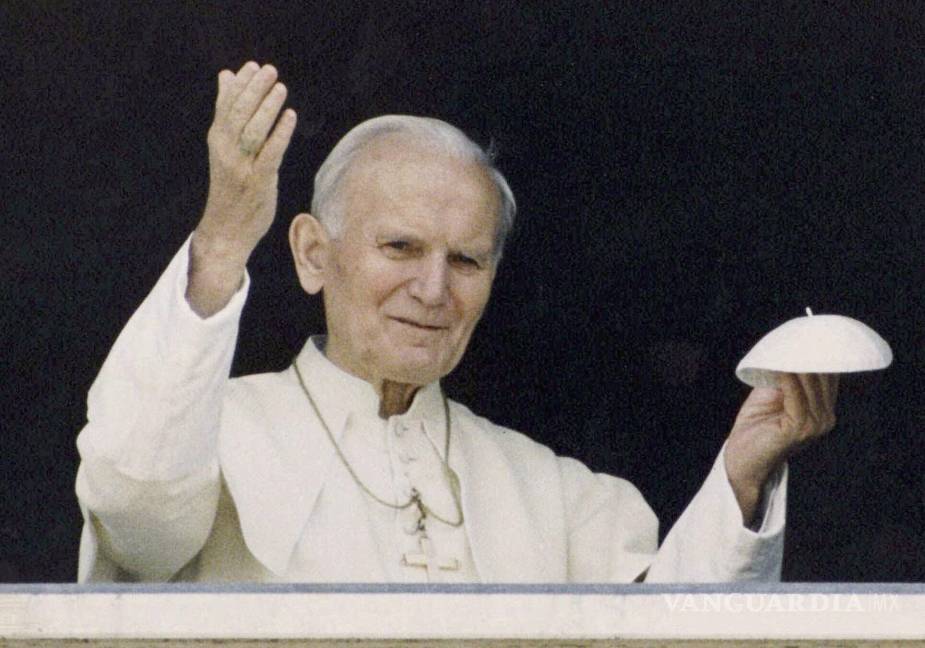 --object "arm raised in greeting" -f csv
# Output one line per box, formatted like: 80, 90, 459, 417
187, 61, 298, 317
